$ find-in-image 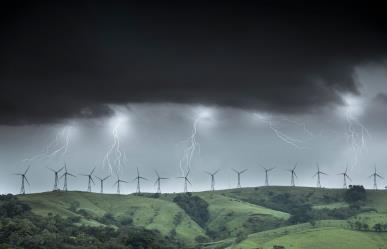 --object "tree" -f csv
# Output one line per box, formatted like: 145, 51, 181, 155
373, 223, 382, 232
344, 185, 366, 204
